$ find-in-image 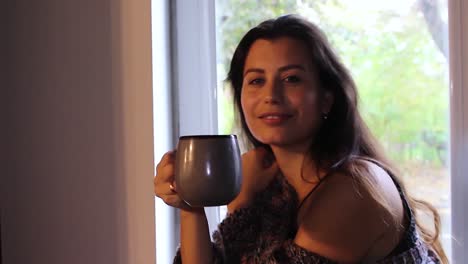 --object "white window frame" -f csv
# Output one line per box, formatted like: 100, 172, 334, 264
163, 0, 468, 263
171, 0, 221, 238
153, 0, 220, 263
152, 1, 177, 264
448, 0, 468, 262
151, 0, 221, 261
